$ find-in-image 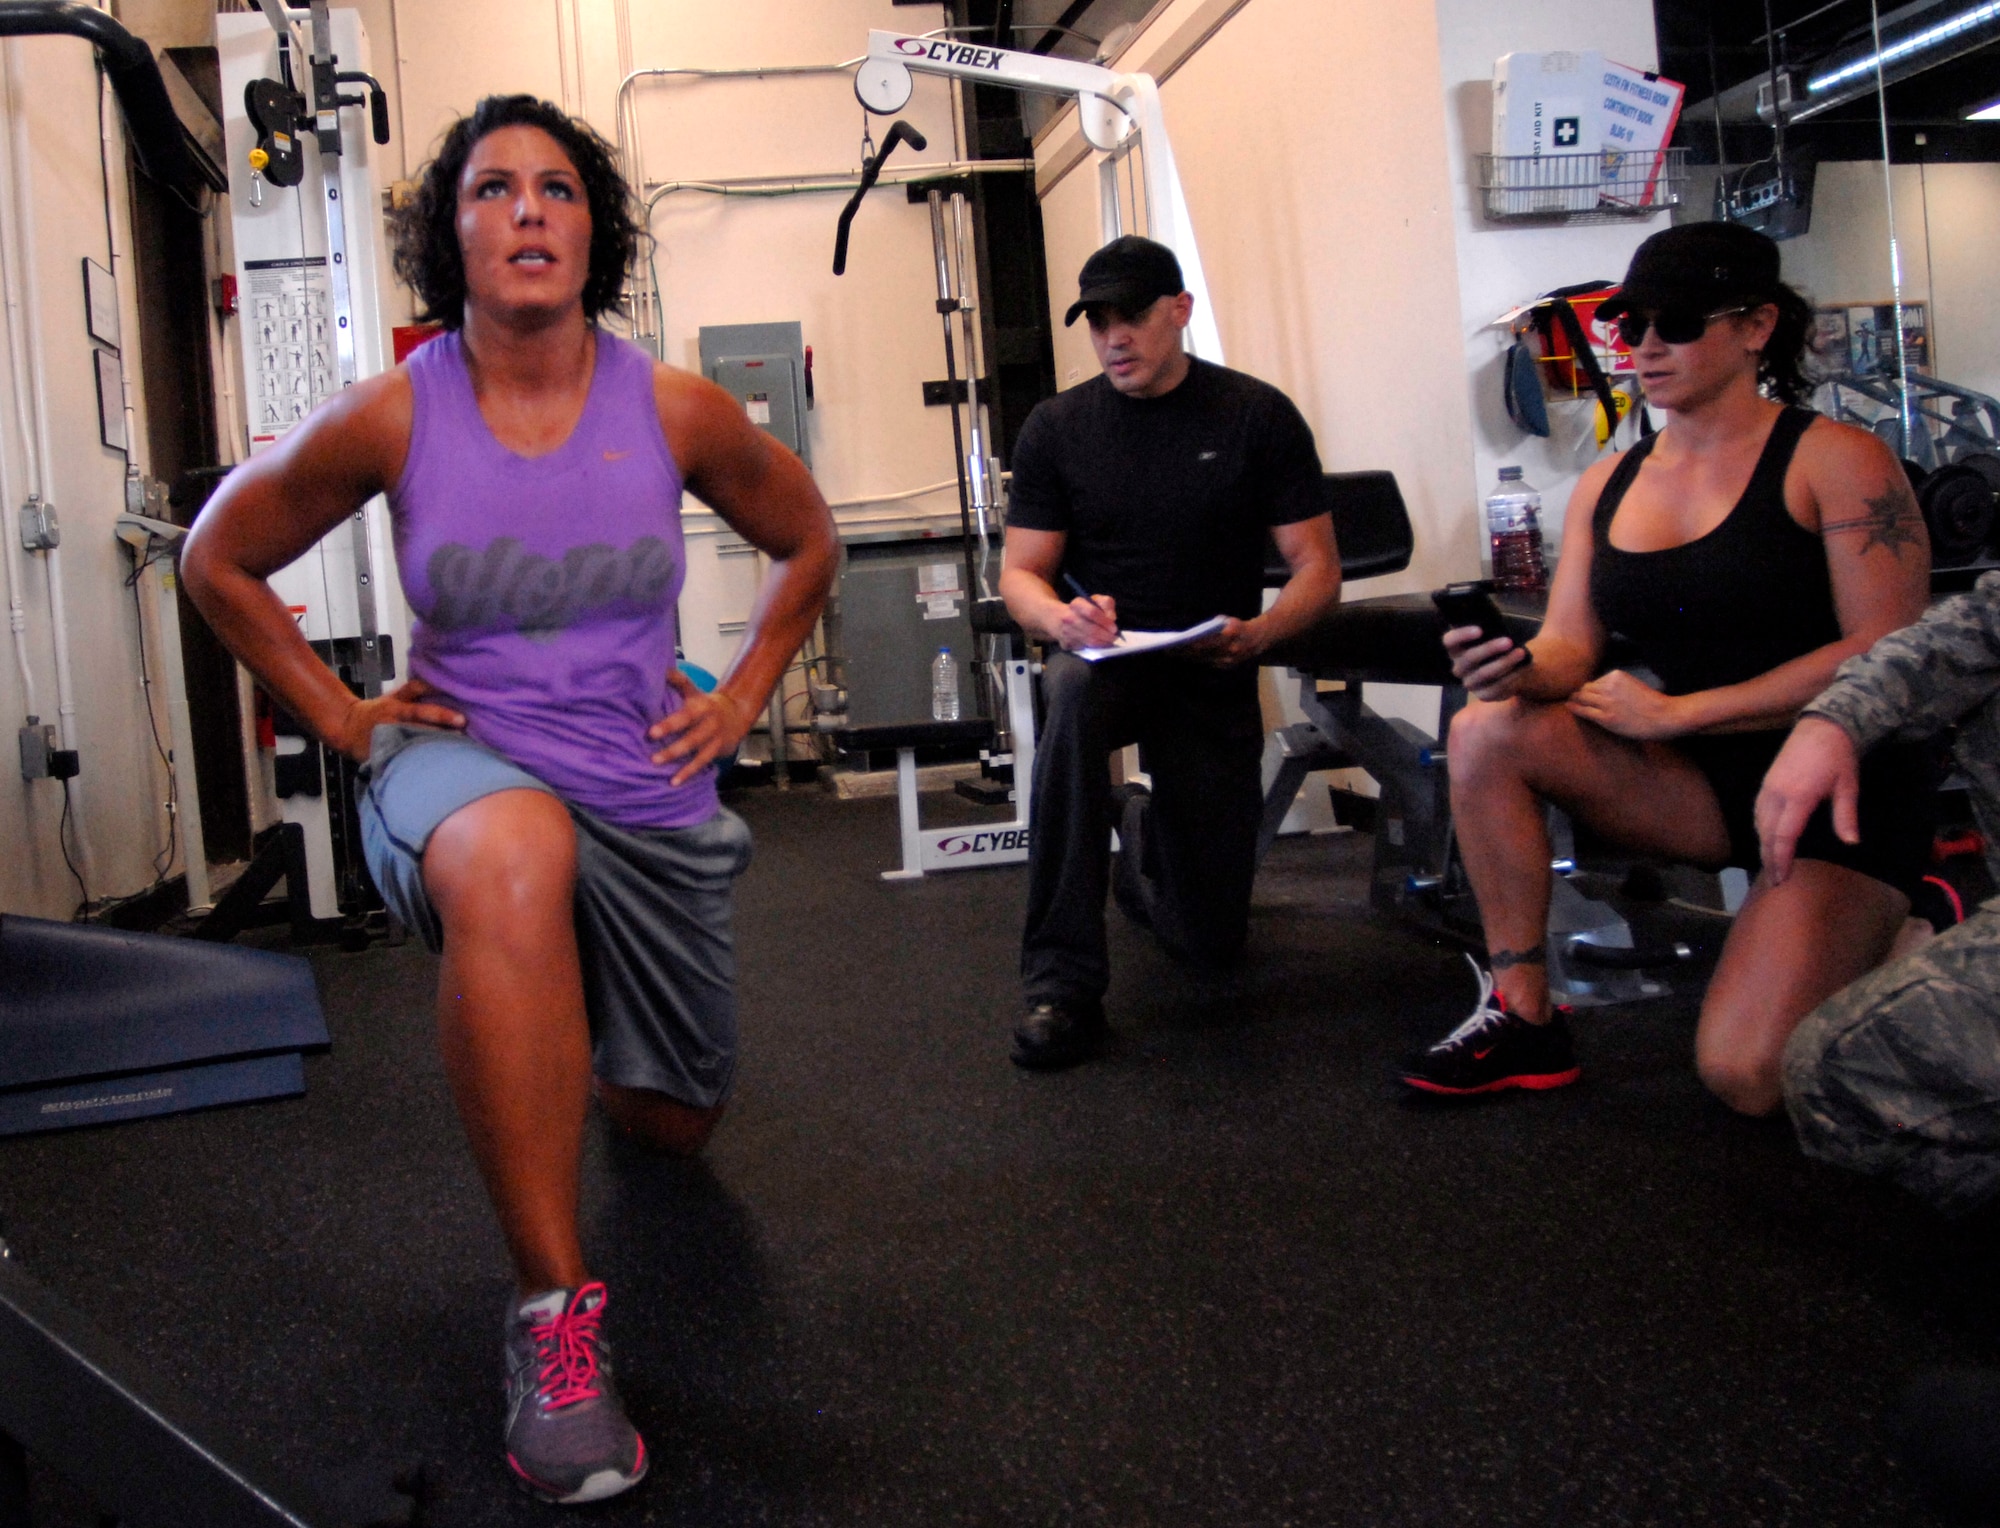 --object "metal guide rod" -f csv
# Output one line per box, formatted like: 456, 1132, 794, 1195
948, 190, 1009, 745
251, 0, 303, 57
306, 1, 381, 696
952, 193, 986, 530
925, 189, 982, 626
